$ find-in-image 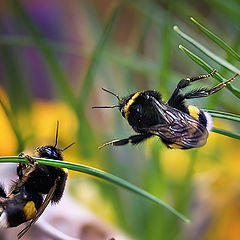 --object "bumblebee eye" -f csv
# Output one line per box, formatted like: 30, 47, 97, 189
45, 148, 52, 155
132, 104, 142, 114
